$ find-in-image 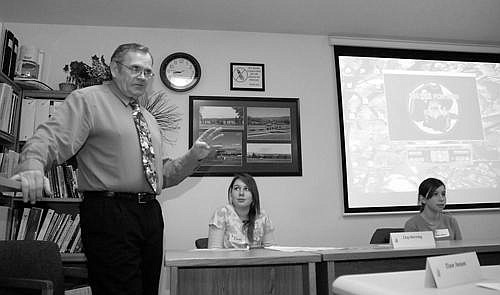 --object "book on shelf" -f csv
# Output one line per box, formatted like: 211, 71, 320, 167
0, 205, 12, 240
8, 91, 19, 134
15, 207, 31, 240
0, 82, 13, 133
43, 211, 59, 241
56, 215, 73, 248
23, 207, 43, 240
9, 207, 21, 240
46, 212, 65, 242
36, 208, 55, 240
64, 285, 92, 295
69, 226, 81, 254
0, 149, 20, 179
60, 213, 79, 253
